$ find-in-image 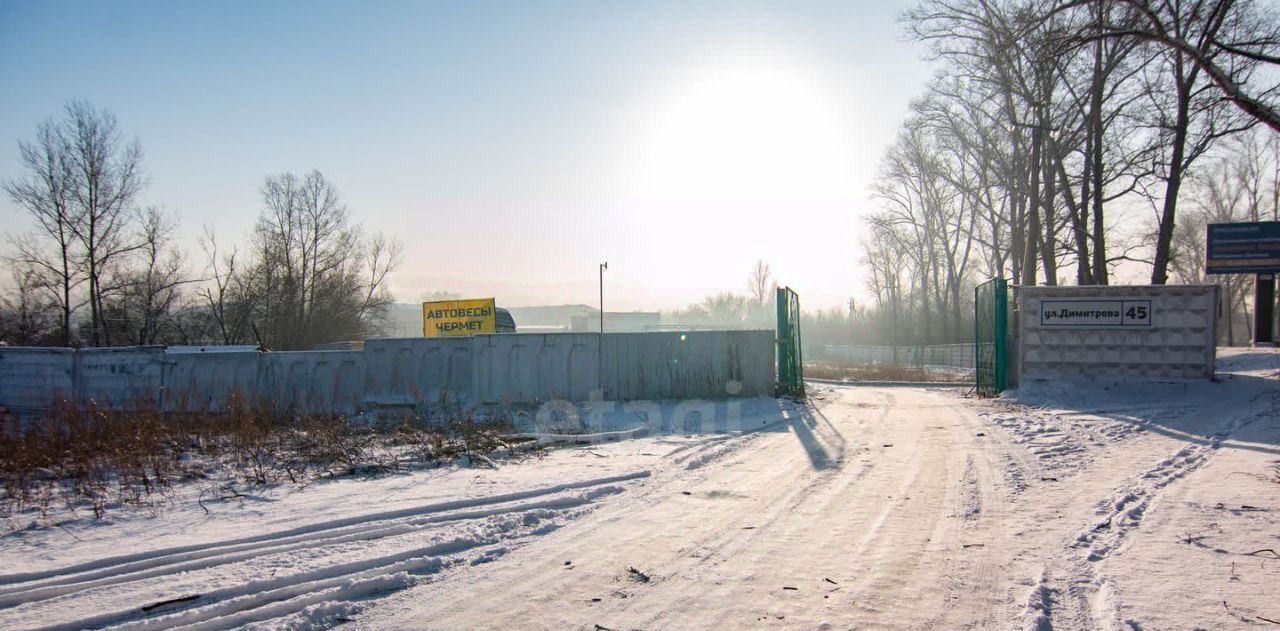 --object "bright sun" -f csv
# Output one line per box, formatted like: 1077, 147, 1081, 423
622, 58, 855, 203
